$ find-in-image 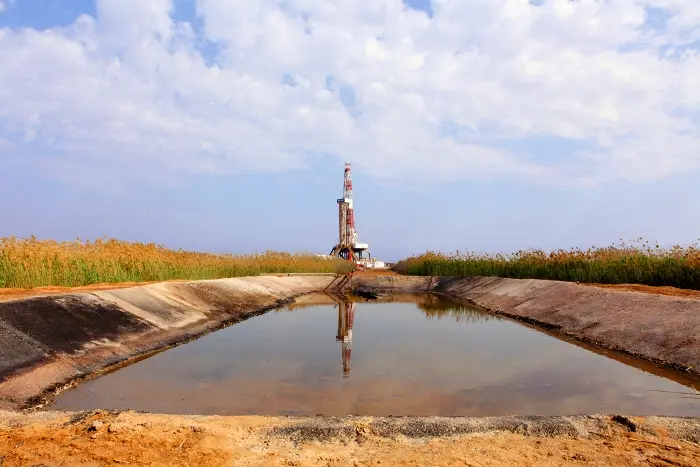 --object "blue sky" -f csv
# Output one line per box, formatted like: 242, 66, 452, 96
2, 0, 700, 261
